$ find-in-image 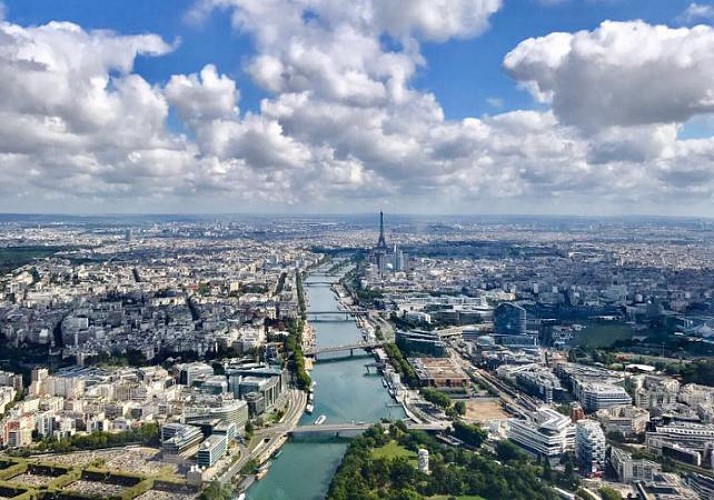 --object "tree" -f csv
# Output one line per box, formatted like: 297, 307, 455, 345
495, 439, 528, 463
454, 401, 466, 416
200, 481, 232, 500
421, 388, 452, 409
599, 486, 622, 500
453, 421, 487, 449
